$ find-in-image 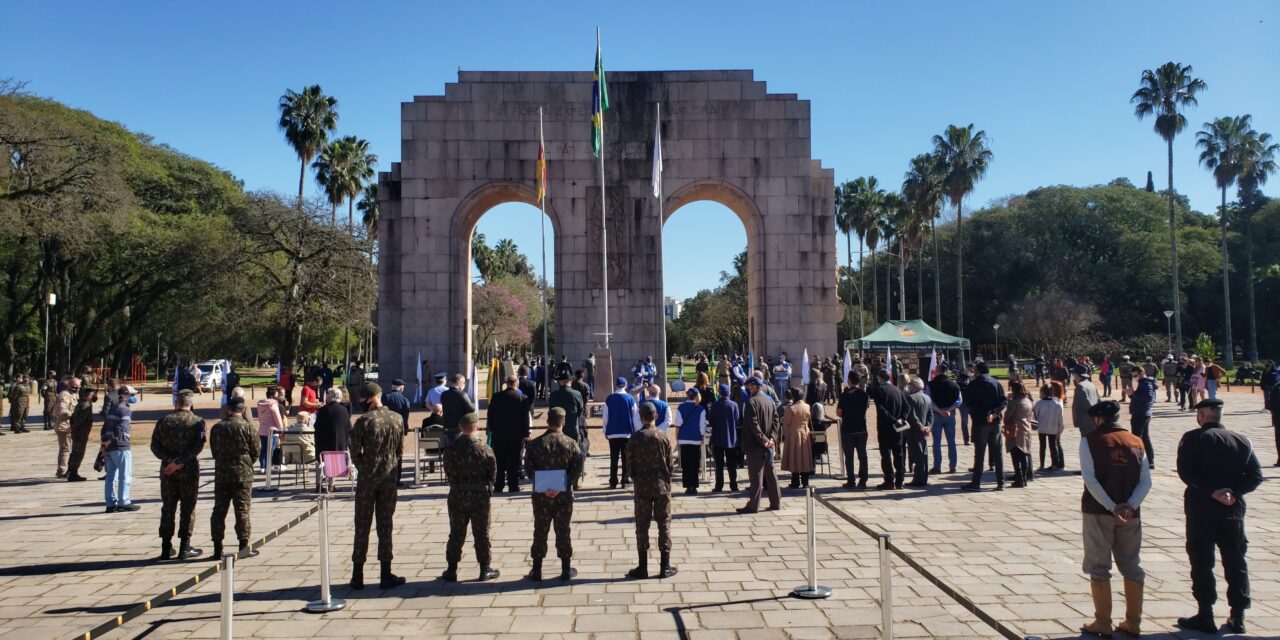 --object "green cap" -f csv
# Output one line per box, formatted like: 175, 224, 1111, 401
359, 381, 382, 399
548, 407, 566, 417
461, 412, 480, 424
